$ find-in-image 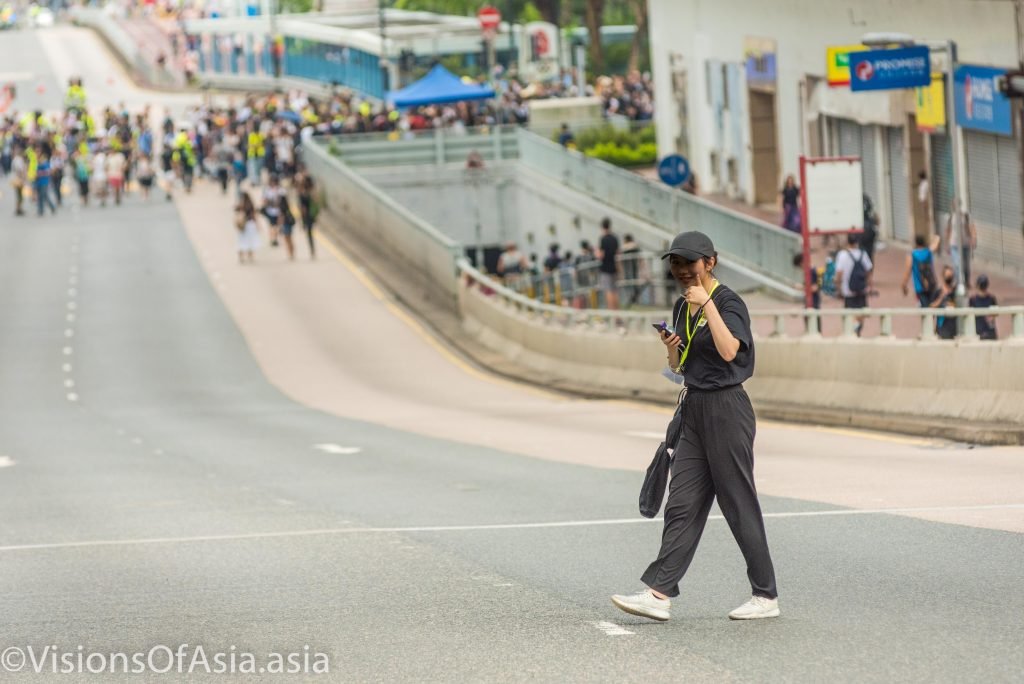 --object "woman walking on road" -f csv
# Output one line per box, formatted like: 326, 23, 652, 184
296, 167, 317, 259
612, 231, 779, 623
235, 191, 260, 264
